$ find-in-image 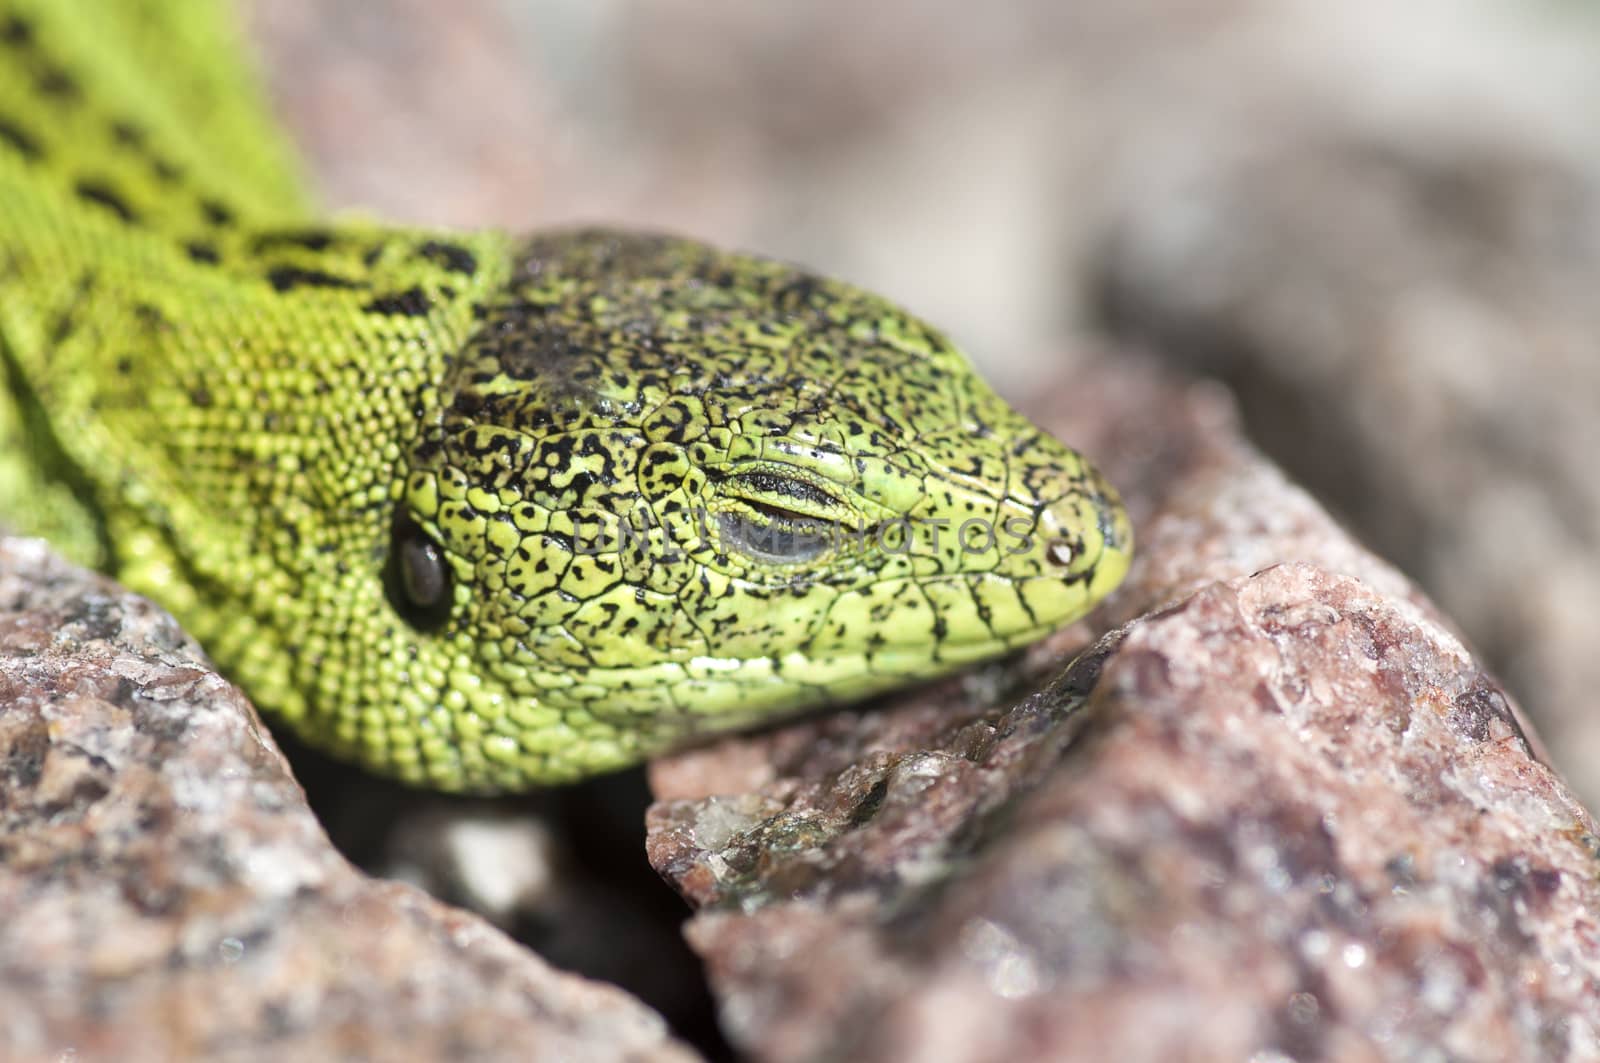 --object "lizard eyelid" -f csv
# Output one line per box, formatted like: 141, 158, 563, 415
722, 469, 843, 512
